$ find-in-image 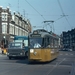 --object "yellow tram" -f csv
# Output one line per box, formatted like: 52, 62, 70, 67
28, 29, 59, 62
